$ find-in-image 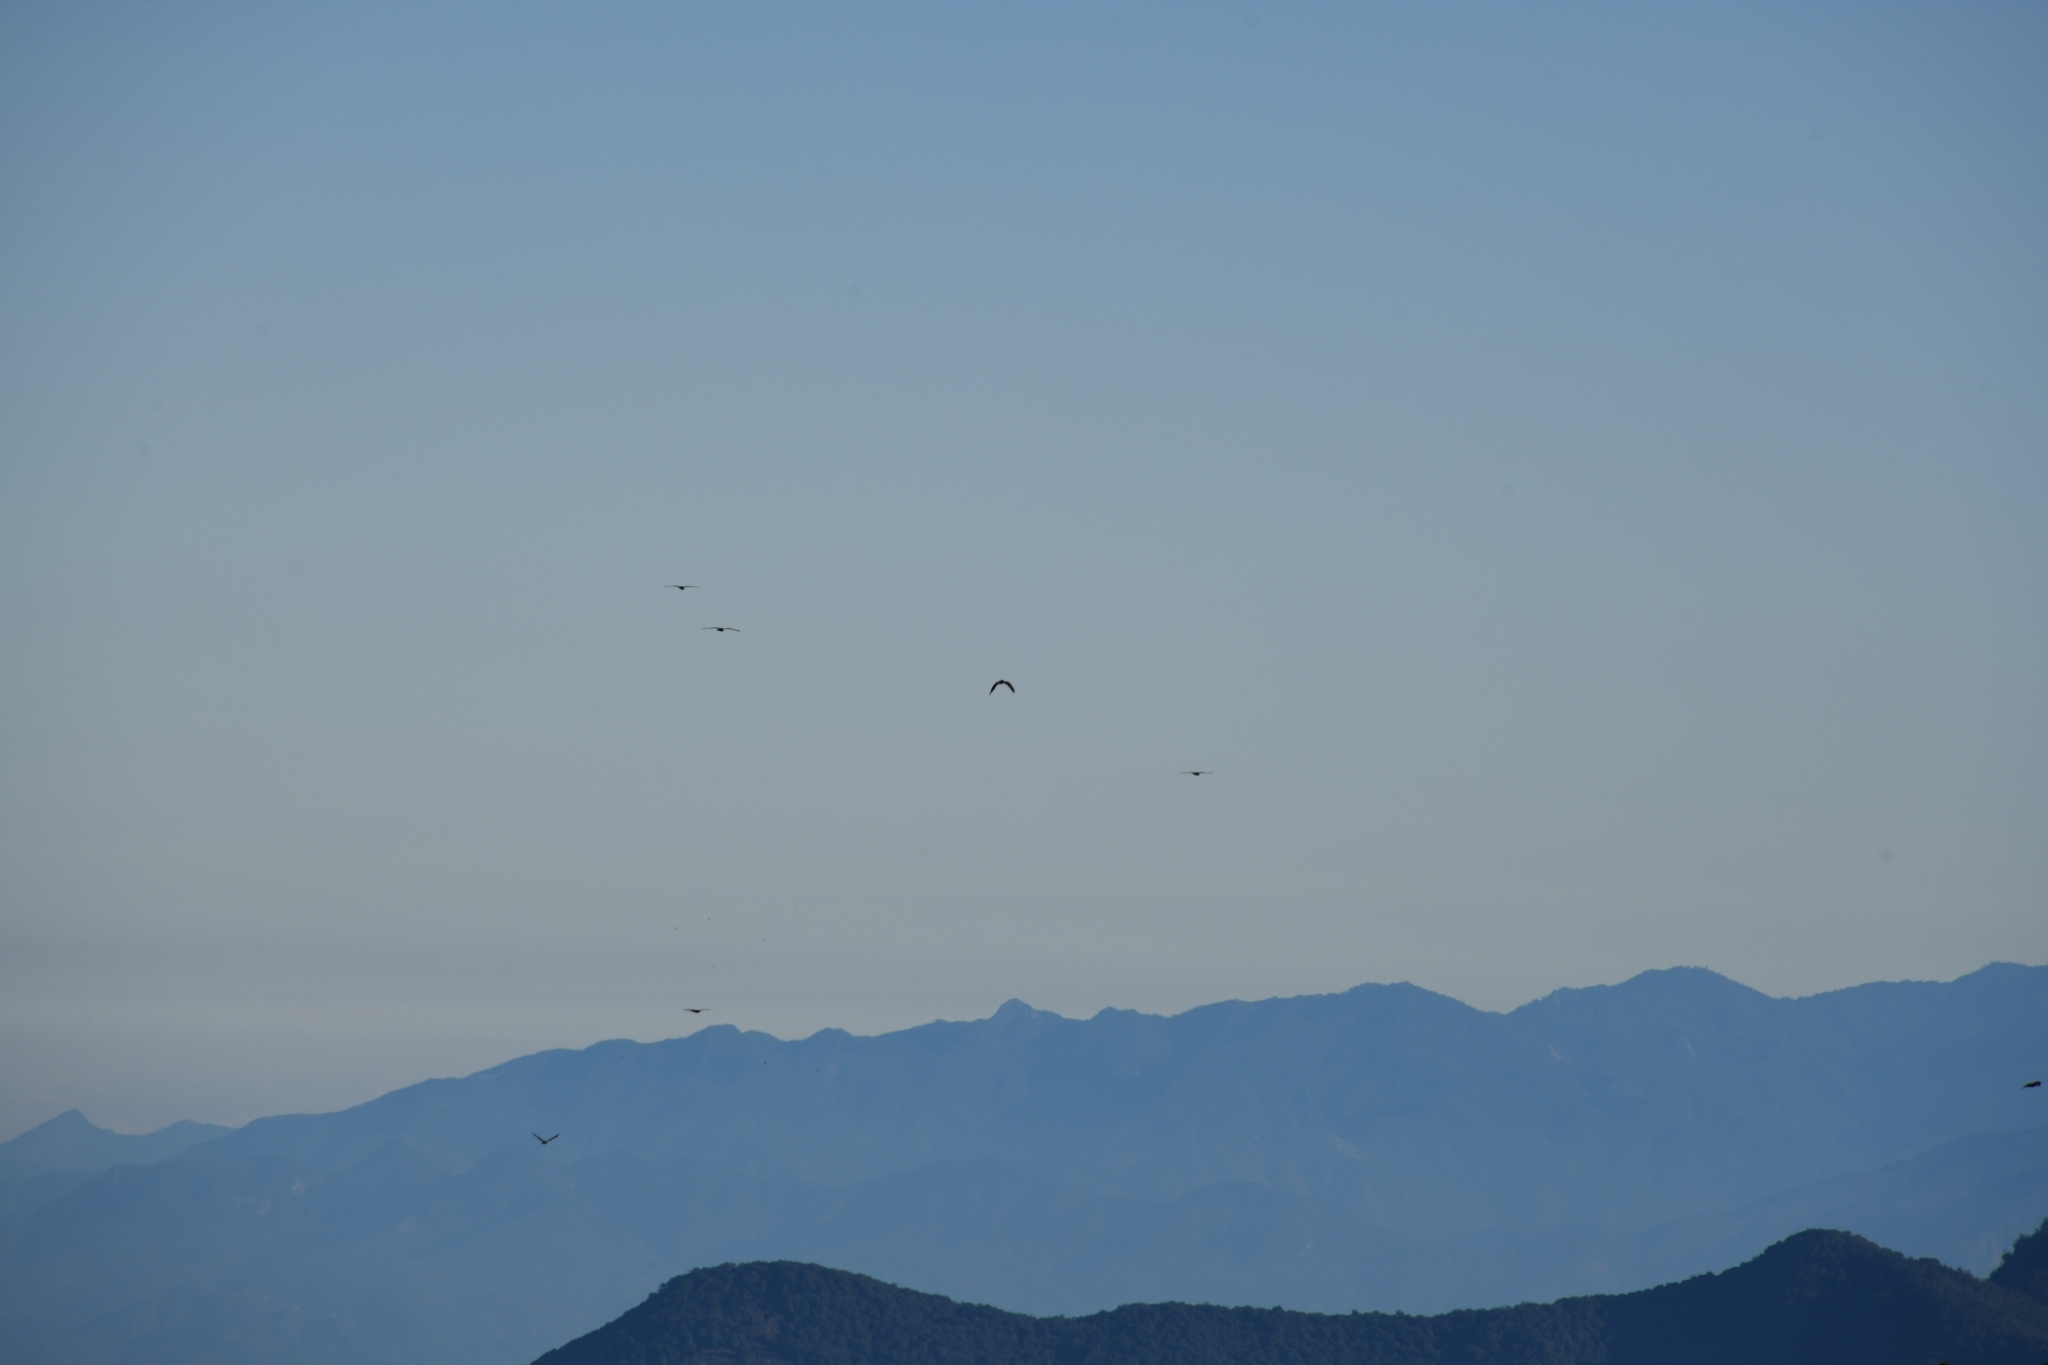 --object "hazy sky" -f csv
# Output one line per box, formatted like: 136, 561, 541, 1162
2, 0, 2044, 1138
